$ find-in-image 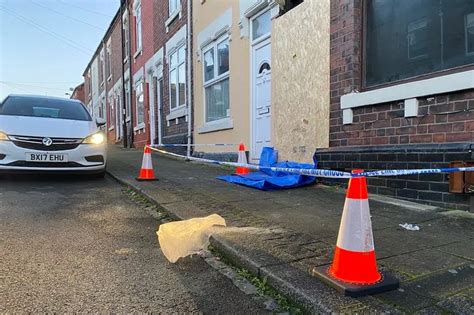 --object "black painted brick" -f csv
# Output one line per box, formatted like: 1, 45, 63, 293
387, 179, 407, 189
443, 193, 469, 203
418, 191, 444, 202
369, 162, 388, 169
368, 186, 378, 194
397, 153, 419, 161
354, 162, 370, 169
429, 182, 449, 192
387, 162, 409, 169
377, 187, 396, 196
419, 153, 444, 162
377, 153, 397, 161
344, 153, 361, 161
360, 153, 378, 161
407, 181, 430, 191
444, 152, 472, 162
338, 161, 353, 169
419, 173, 445, 181
406, 162, 432, 169
367, 178, 387, 186
397, 189, 418, 199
